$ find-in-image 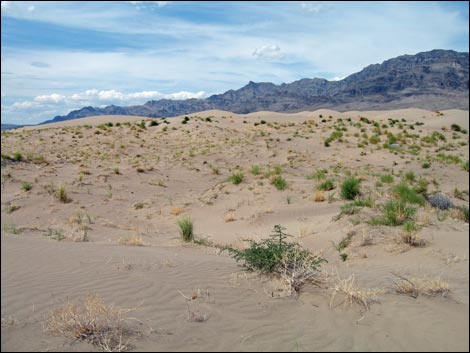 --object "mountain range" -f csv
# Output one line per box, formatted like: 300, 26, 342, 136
12, 49, 470, 127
